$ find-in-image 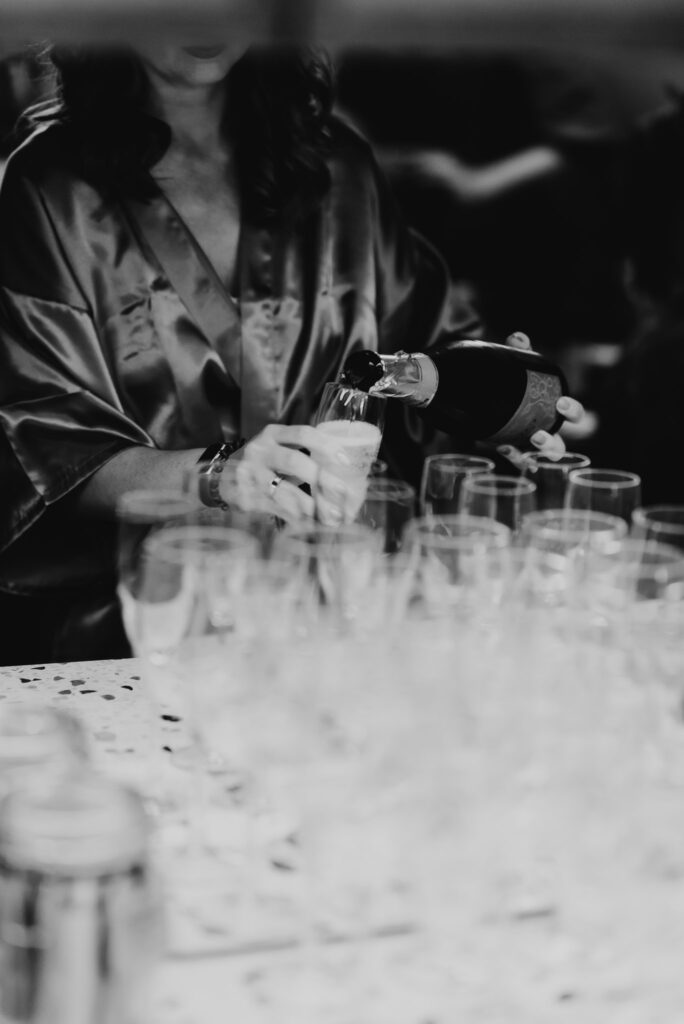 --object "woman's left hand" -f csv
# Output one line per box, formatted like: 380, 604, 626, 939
496, 331, 585, 471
